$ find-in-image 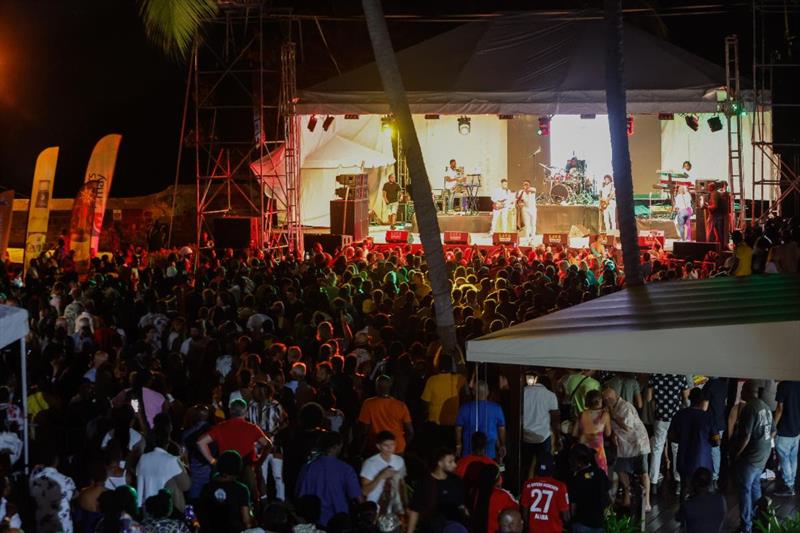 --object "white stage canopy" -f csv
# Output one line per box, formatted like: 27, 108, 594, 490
467, 275, 800, 381
0, 304, 30, 470
0, 305, 27, 350
298, 14, 728, 115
